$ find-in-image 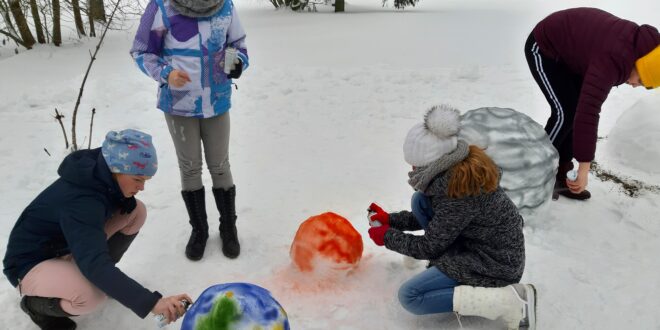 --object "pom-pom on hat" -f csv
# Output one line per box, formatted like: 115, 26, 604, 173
102, 129, 158, 177
636, 45, 660, 89
403, 105, 461, 167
